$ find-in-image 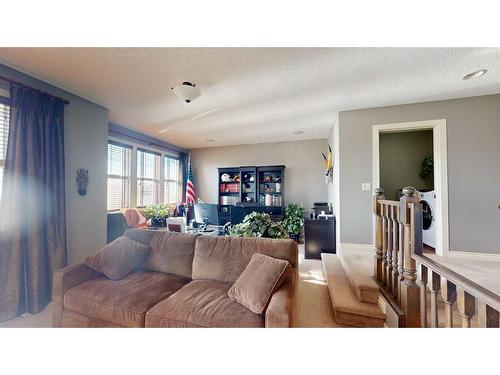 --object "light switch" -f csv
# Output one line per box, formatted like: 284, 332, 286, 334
362, 183, 371, 191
